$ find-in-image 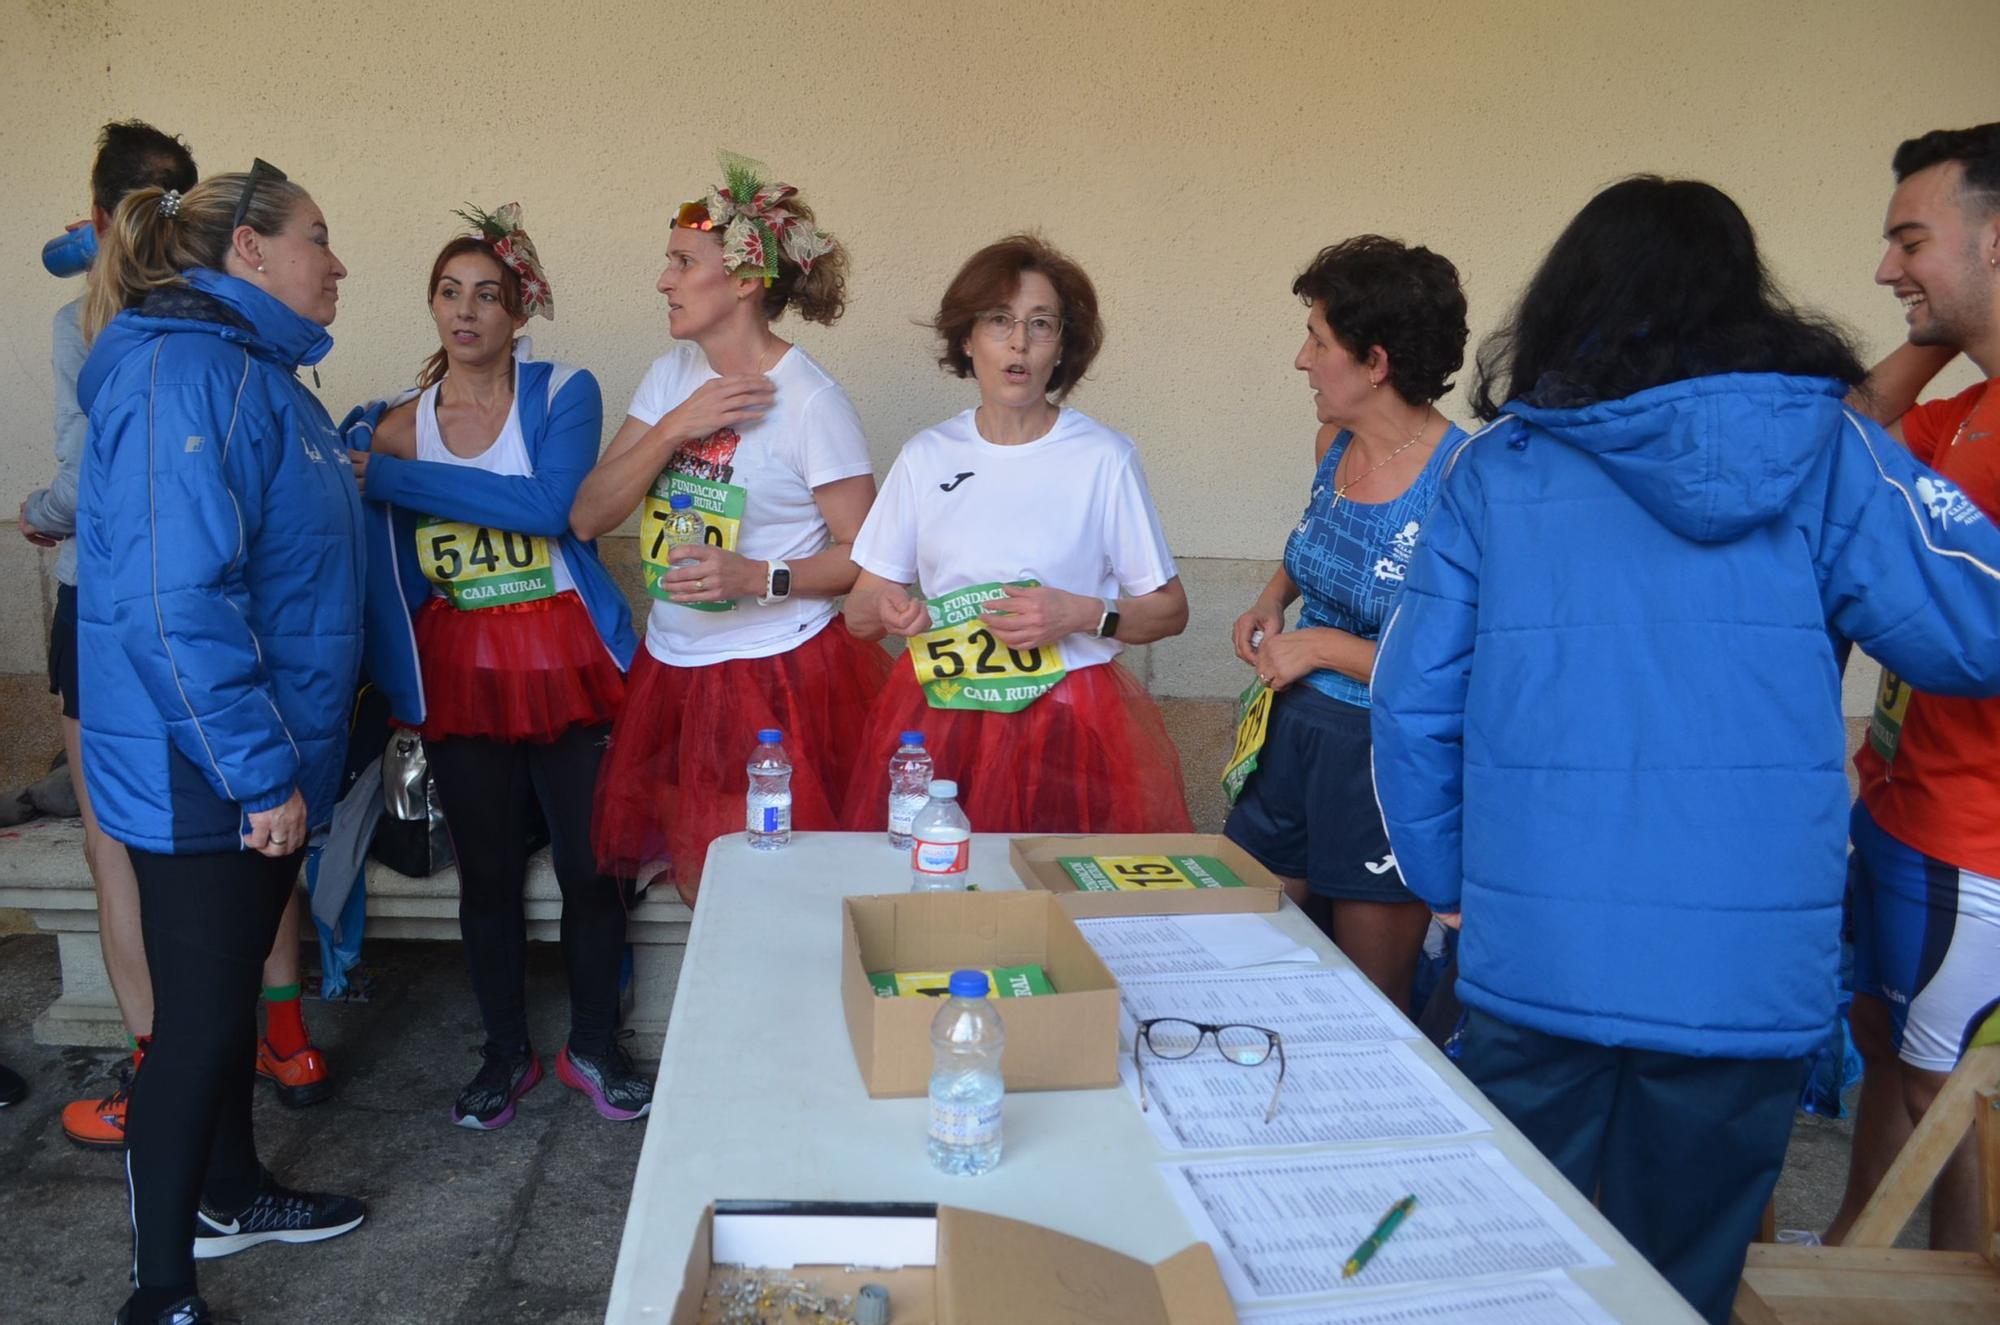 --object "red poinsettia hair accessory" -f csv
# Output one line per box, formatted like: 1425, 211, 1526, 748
452, 202, 554, 320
